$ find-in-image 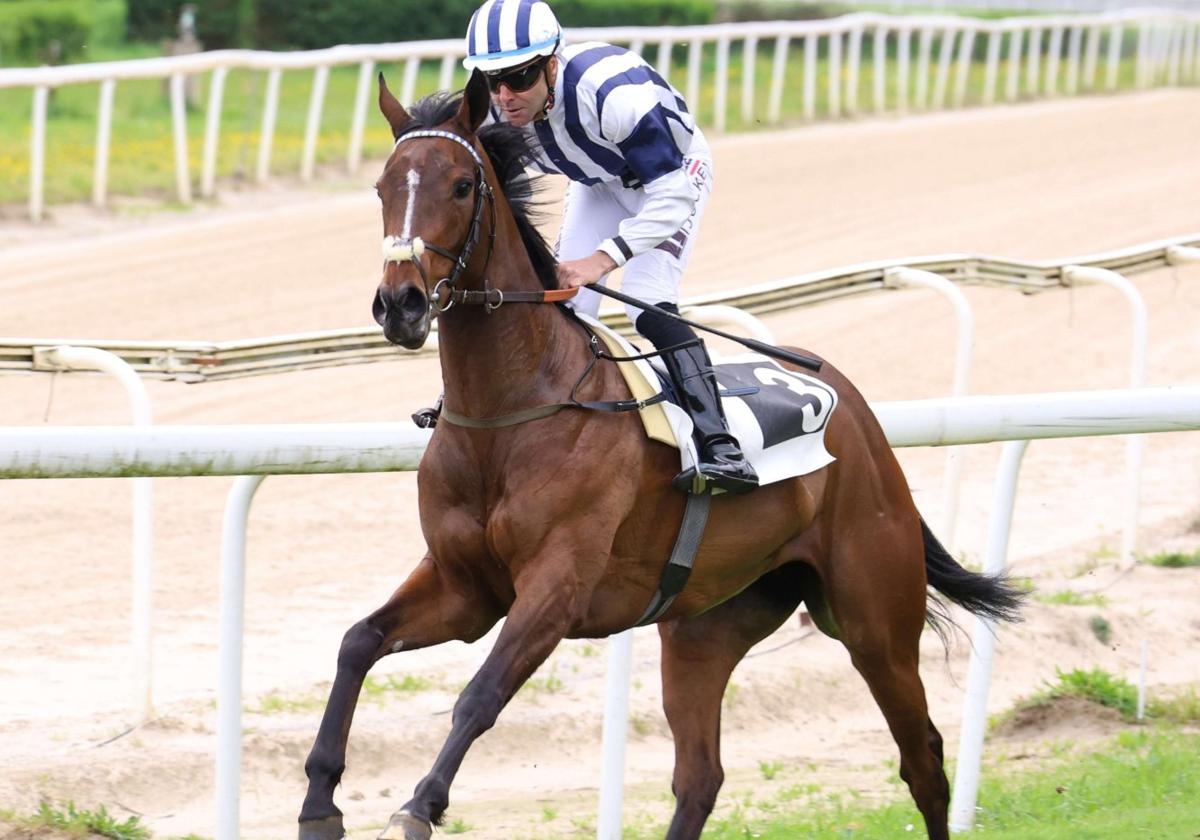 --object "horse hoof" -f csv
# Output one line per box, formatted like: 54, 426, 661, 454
377, 810, 432, 840
298, 814, 346, 840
